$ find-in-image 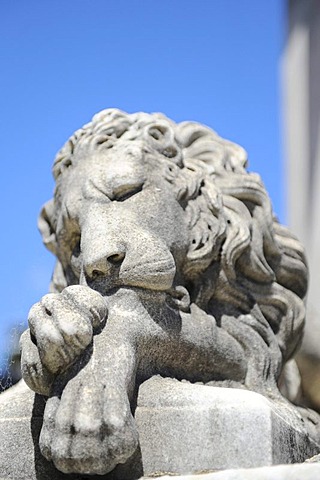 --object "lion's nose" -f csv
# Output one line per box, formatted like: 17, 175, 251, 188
83, 250, 126, 280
